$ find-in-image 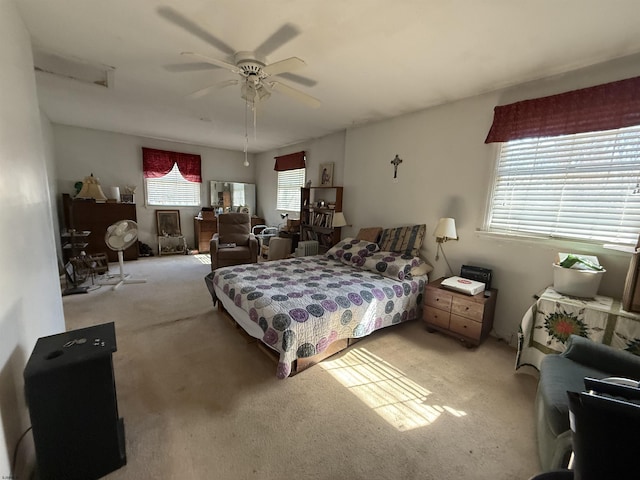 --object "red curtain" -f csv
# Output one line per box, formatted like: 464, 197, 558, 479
142, 147, 202, 183
274, 151, 306, 171
485, 76, 640, 143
